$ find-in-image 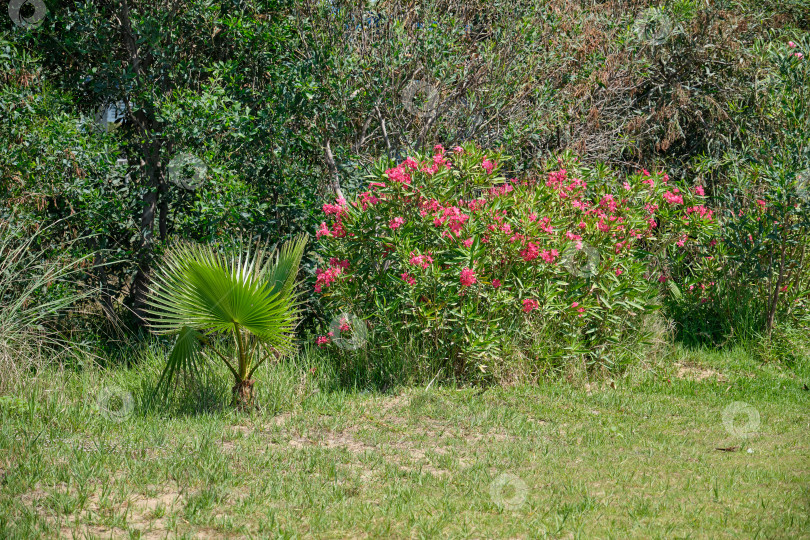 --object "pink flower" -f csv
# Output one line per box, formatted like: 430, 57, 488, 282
796, 53, 804, 59
316, 222, 332, 239
401, 272, 416, 285
571, 302, 579, 308
385, 166, 411, 185
463, 237, 474, 248
453, 146, 464, 154
623, 182, 632, 190
615, 267, 623, 276
492, 279, 501, 289
597, 219, 610, 232
460, 267, 477, 287
482, 158, 495, 174
331, 221, 346, 238
338, 318, 351, 332
433, 144, 445, 155
358, 190, 379, 210
663, 190, 684, 205
540, 249, 559, 263
520, 242, 540, 262
389, 216, 405, 230
523, 299, 539, 313
316, 335, 331, 346
314, 260, 349, 293
408, 251, 434, 269
658, 275, 668, 283
757, 199, 766, 207
323, 200, 347, 216
788, 41, 797, 48
403, 157, 419, 170
694, 185, 705, 196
